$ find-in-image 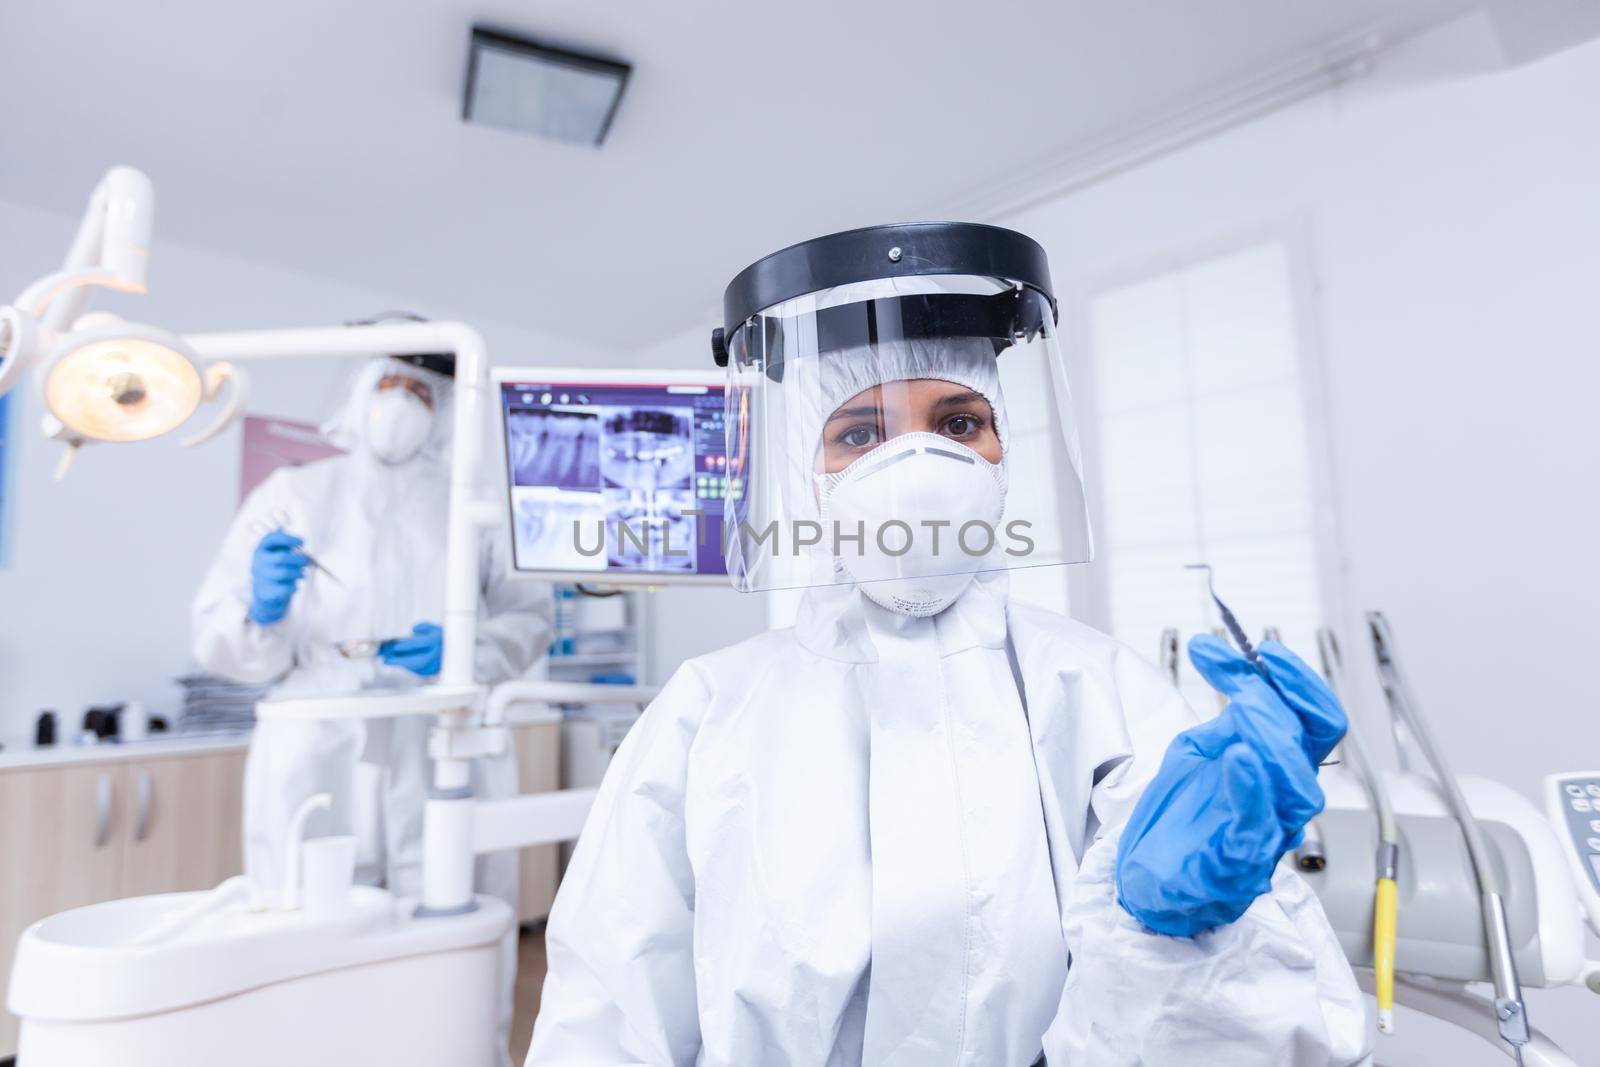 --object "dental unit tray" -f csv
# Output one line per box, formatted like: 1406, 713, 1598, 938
255, 684, 484, 721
